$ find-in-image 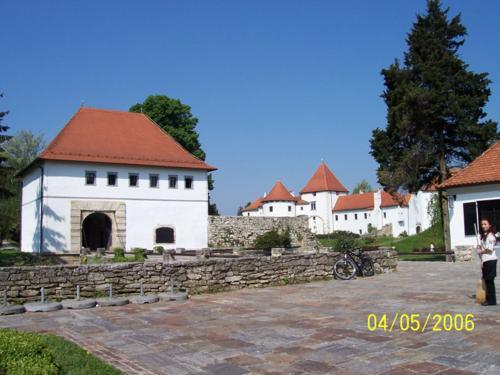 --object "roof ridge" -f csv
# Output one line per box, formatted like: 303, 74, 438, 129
440, 141, 500, 188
